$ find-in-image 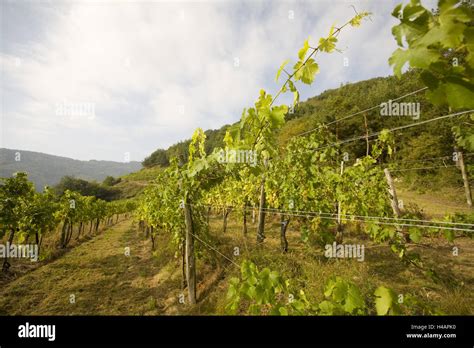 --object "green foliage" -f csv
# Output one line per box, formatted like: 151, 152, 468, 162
103, 176, 121, 186
318, 26, 337, 53
389, 0, 474, 151
442, 212, 474, 239
225, 89, 288, 169
389, 0, 474, 150
275, 59, 289, 82
279, 70, 469, 189
349, 11, 371, 27
390, 0, 474, 107
226, 260, 289, 315
409, 228, 423, 243
142, 126, 228, 170
18, 186, 59, 243
166, 139, 191, 165
394, 132, 456, 189
135, 158, 185, 251
142, 149, 169, 168
188, 128, 207, 164
374, 286, 401, 315
226, 261, 428, 316
320, 276, 366, 315
1, 172, 134, 255
136, 128, 222, 258
294, 58, 319, 85
54, 176, 120, 201
0, 172, 35, 238
452, 113, 474, 151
